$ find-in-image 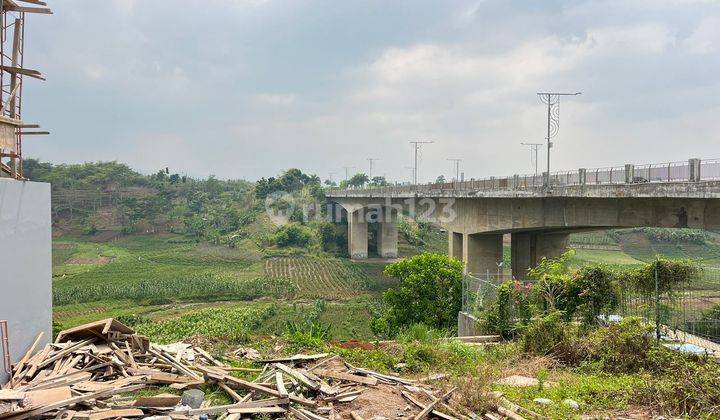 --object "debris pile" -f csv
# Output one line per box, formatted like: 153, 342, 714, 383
0, 318, 520, 419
